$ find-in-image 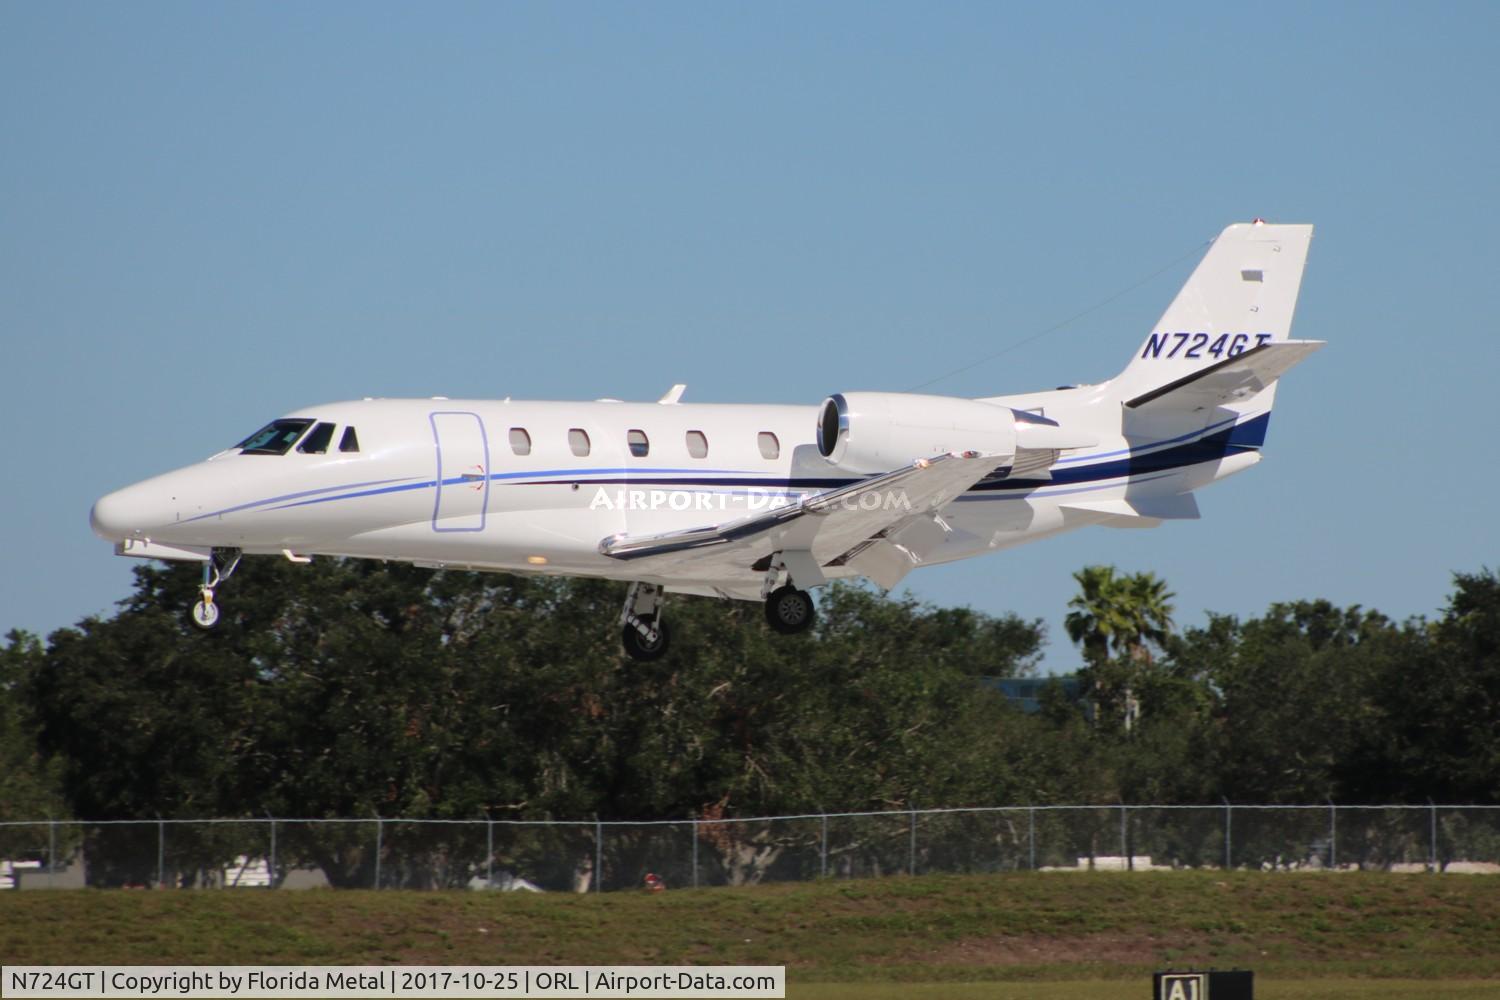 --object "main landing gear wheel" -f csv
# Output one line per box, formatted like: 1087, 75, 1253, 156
621, 617, 670, 661
619, 581, 669, 661
765, 585, 815, 634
